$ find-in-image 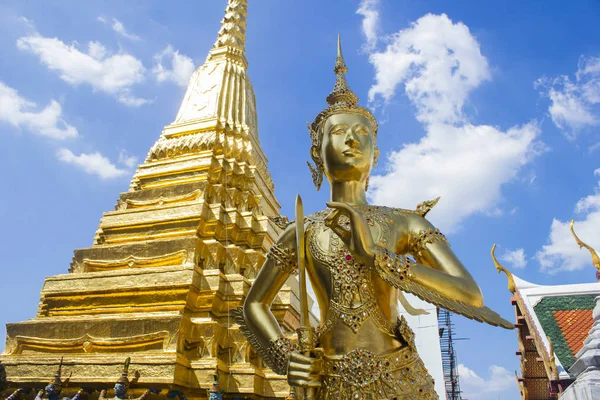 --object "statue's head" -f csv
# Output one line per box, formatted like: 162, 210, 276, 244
45, 383, 61, 398
114, 382, 127, 398
308, 35, 379, 191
